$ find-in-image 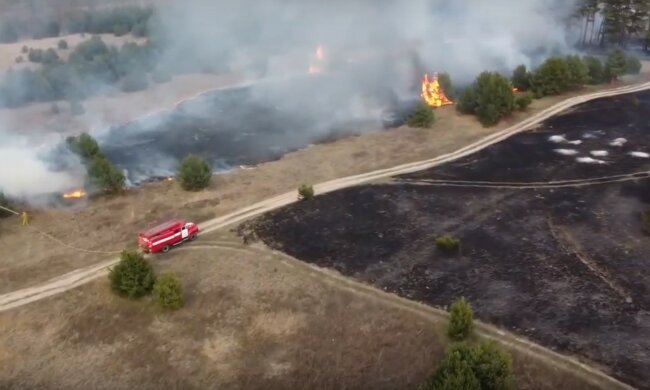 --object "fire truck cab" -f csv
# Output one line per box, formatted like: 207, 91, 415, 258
138, 219, 200, 253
